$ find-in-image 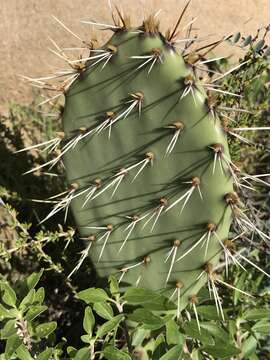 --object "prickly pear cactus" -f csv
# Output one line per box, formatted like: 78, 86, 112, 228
20, 8, 270, 315
60, 16, 235, 309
